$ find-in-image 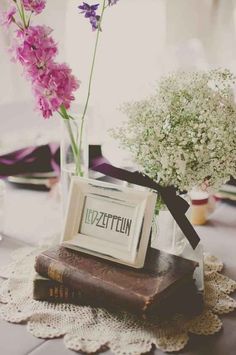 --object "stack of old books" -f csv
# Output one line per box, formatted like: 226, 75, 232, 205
34, 246, 203, 321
